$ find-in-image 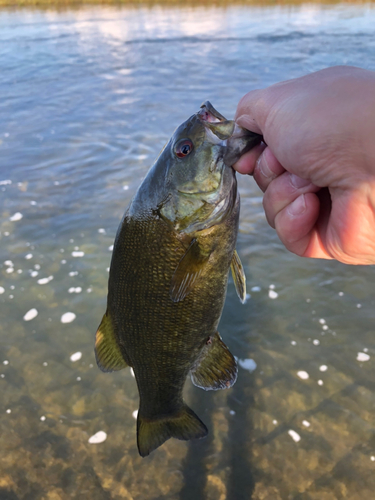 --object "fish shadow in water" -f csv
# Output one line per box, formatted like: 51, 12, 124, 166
179, 334, 256, 499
